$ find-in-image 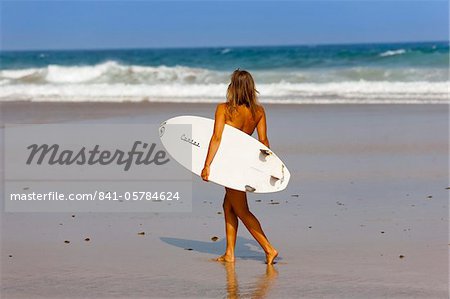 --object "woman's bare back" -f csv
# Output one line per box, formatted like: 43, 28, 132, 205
224, 104, 263, 135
